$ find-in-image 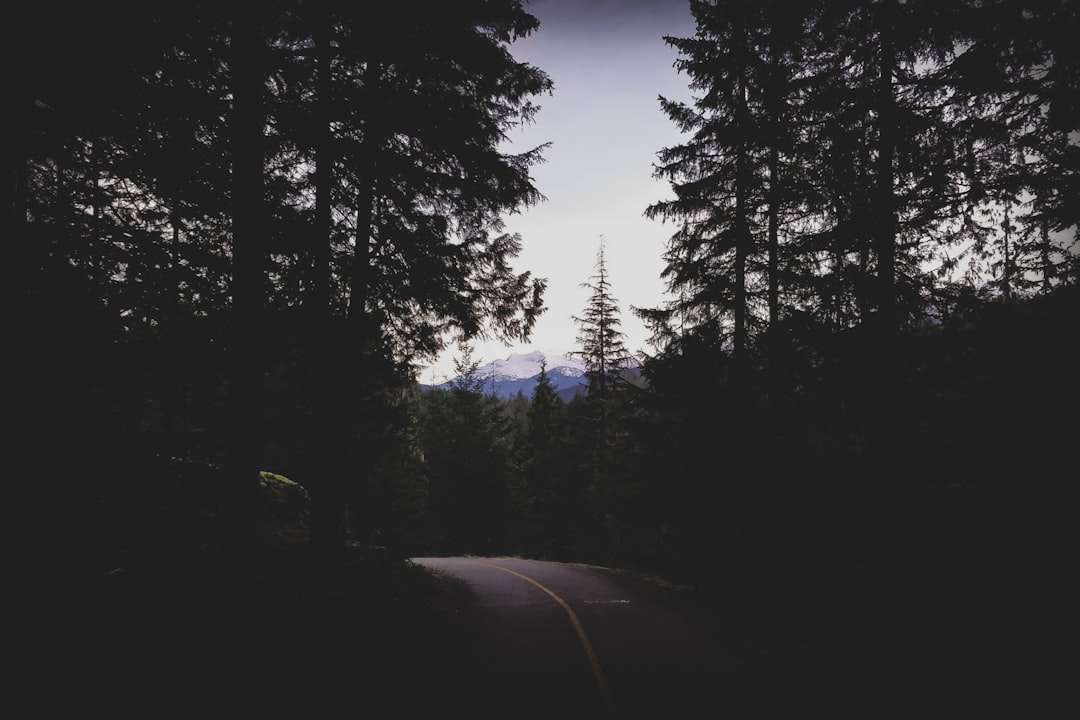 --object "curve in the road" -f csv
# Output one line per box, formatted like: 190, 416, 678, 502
478, 561, 617, 718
